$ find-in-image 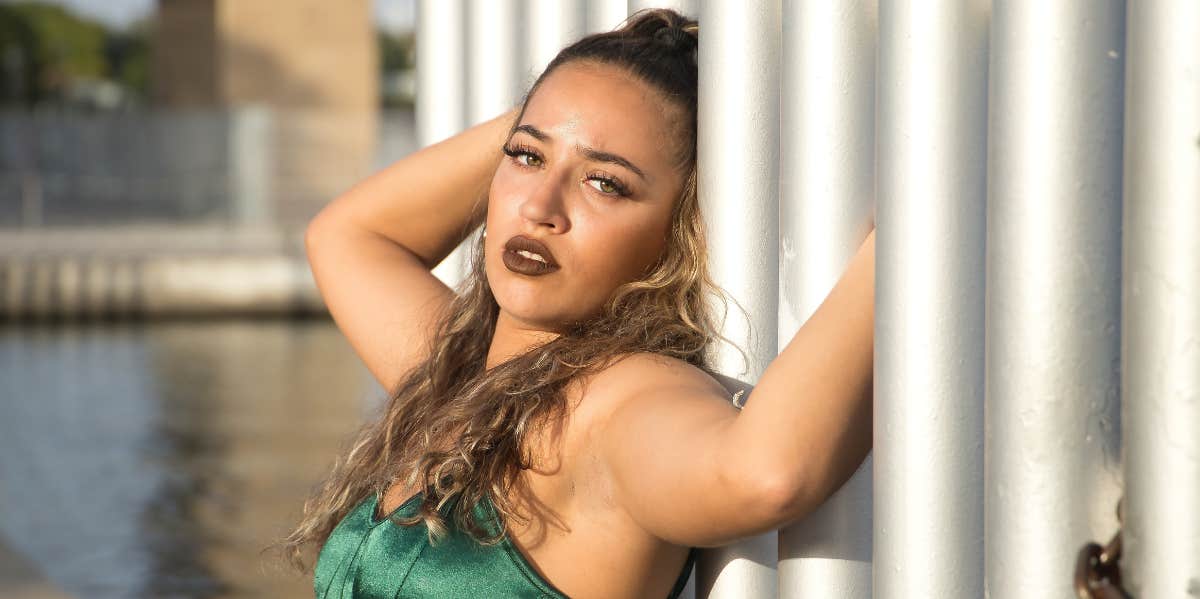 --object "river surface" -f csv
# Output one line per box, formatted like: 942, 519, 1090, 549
0, 319, 384, 598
